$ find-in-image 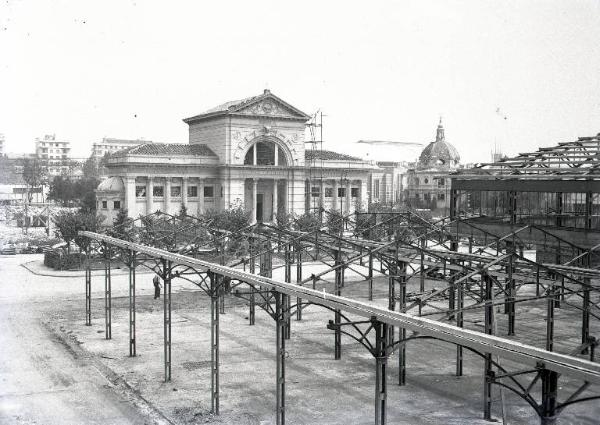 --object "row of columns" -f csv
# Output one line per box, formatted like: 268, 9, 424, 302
123, 176, 211, 215
312, 179, 358, 213
249, 178, 288, 224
